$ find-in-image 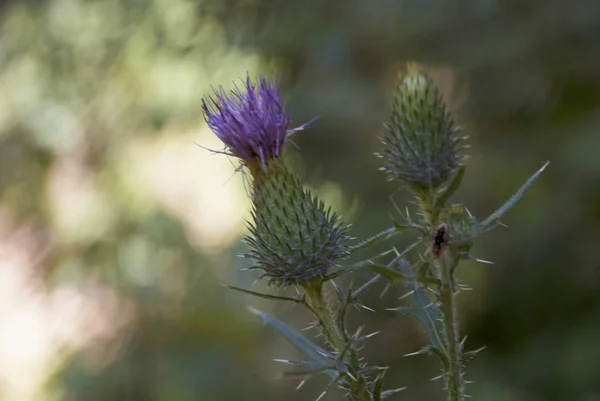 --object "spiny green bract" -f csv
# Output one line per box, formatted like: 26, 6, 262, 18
244, 159, 351, 286
378, 70, 466, 189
